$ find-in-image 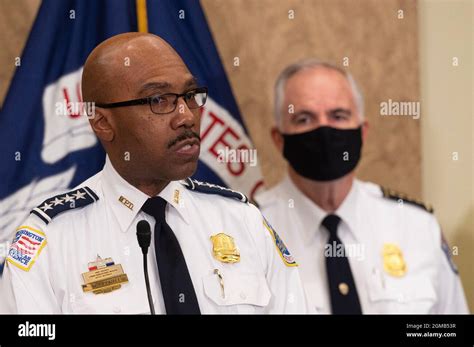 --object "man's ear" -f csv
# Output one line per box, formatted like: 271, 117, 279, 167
271, 126, 284, 154
88, 108, 115, 142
